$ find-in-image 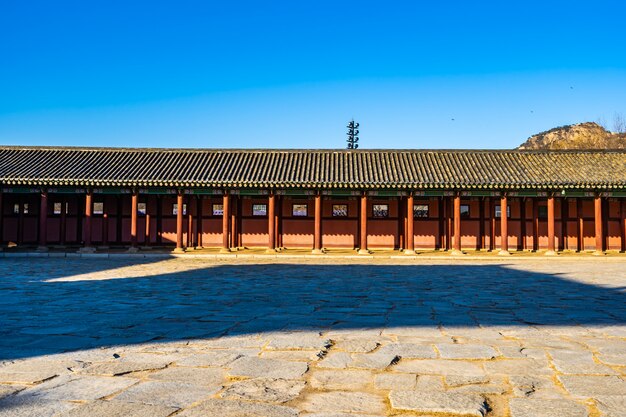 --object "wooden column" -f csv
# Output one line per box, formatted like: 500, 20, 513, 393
546, 195, 556, 255
478, 197, 485, 250
594, 194, 603, 255
130, 191, 138, 249
37, 190, 48, 251
437, 197, 444, 250
59, 197, 66, 246
102, 213, 109, 247
267, 193, 276, 252
156, 195, 163, 245
174, 192, 184, 252
358, 194, 369, 254
221, 193, 230, 253
144, 213, 150, 246
196, 196, 203, 248
532, 198, 539, 251
17, 196, 24, 245
576, 198, 583, 251
447, 197, 453, 250
113, 195, 120, 245
0, 190, 3, 248
312, 193, 323, 254
490, 197, 496, 251
82, 190, 94, 251
621, 199, 626, 253
499, 195, 510, 255
230, 195, 237, 248
405, 194, 415, 254
520, 198, 527, 250
183, 195, 195, 248
275, 196, 282, 248
452, 194, 462, 255
237, 195, 243, 247
561, 197, 568, 251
